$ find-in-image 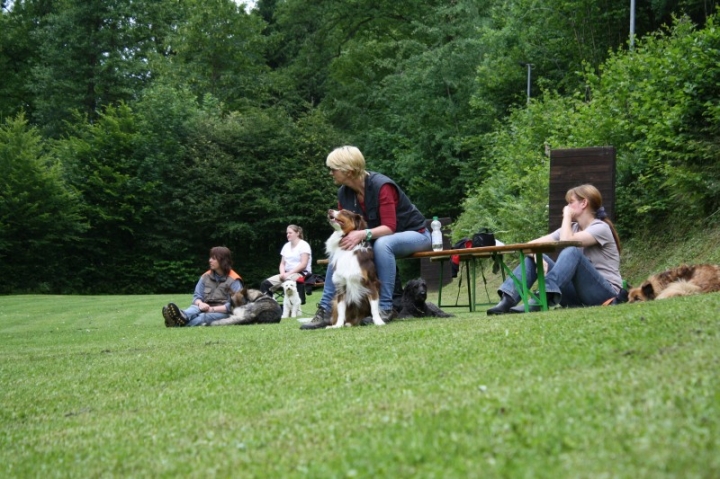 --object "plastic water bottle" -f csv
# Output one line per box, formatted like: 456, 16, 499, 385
431, 216, 443, 251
